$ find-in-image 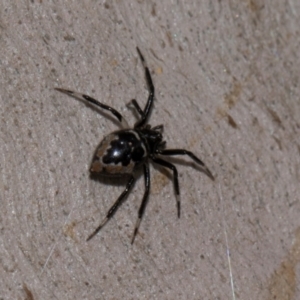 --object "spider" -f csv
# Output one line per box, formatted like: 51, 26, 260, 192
55, 47, 214, 244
